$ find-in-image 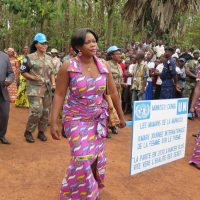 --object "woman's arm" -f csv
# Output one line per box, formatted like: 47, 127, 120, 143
51, 60, 70, 139
190, 81, 200, 112
22, 72, 41, 81
20, 57, 40, 81
50, 73, 56, 88
185, 66, 197, 79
